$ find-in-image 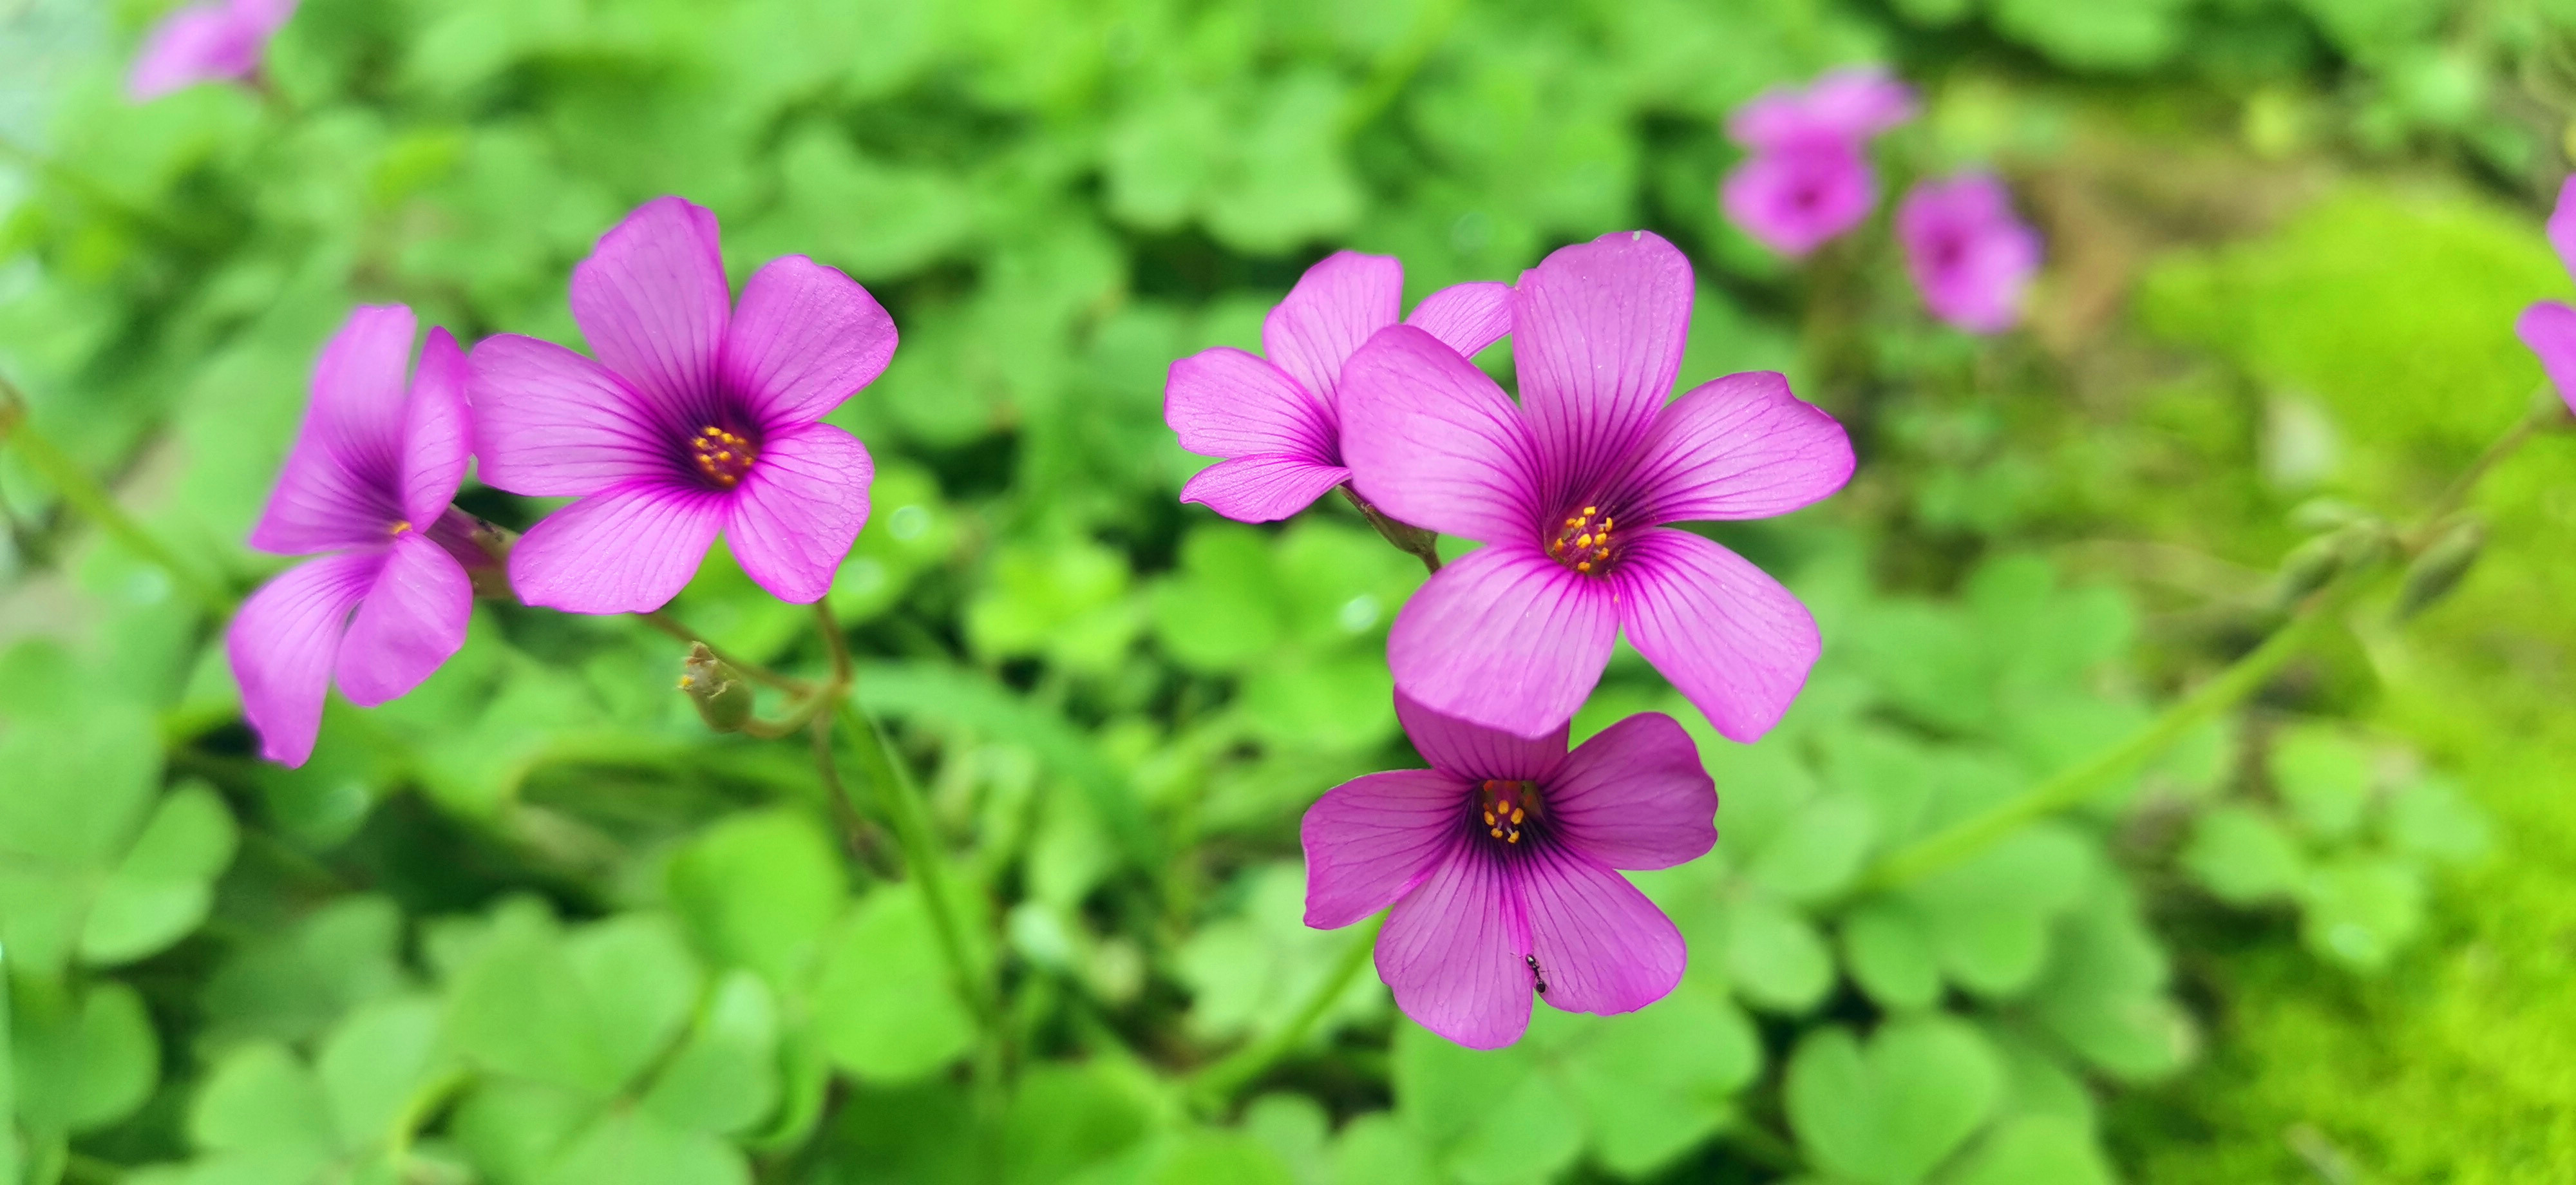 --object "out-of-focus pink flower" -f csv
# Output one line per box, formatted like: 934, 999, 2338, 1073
2515, 175, 2576, 413
468, 196, 894, 614
1896, 173, 2043, 334
1301, 694, 1715, 1049
126, 0, 298, 100
1720, 67, 1918, 258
